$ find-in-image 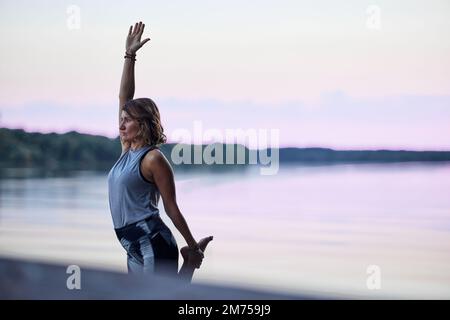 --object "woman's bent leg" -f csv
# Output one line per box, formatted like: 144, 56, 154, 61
151, 229, 179, 276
